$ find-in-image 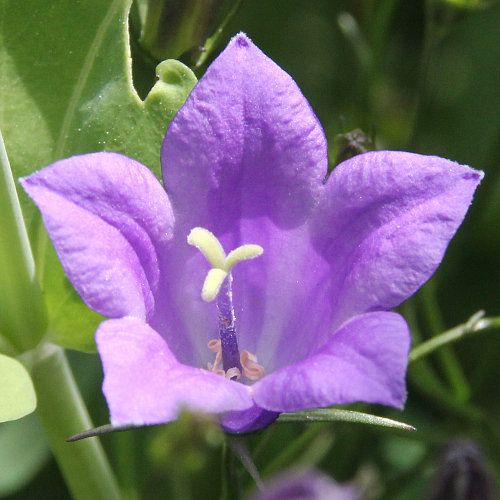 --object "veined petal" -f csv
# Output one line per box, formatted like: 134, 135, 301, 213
314, 151, 483, 325
96, 318, 254, 426
159, 32, 328, 367
20, 152, 174, 320
161, 32, 327, 235
252, 312, 410, 412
